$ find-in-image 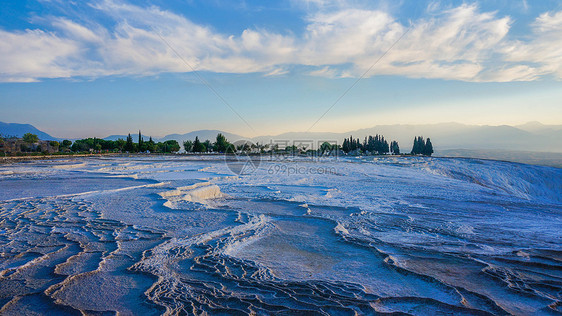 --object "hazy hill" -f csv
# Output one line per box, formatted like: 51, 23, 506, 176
253, 123, 562, 153
99, 123, 561, 153
0, 122, 58, 140
4, 121, 561, 154
515, 121, 562, 135
159, 130, 245, 143
103, 135, 129, 141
